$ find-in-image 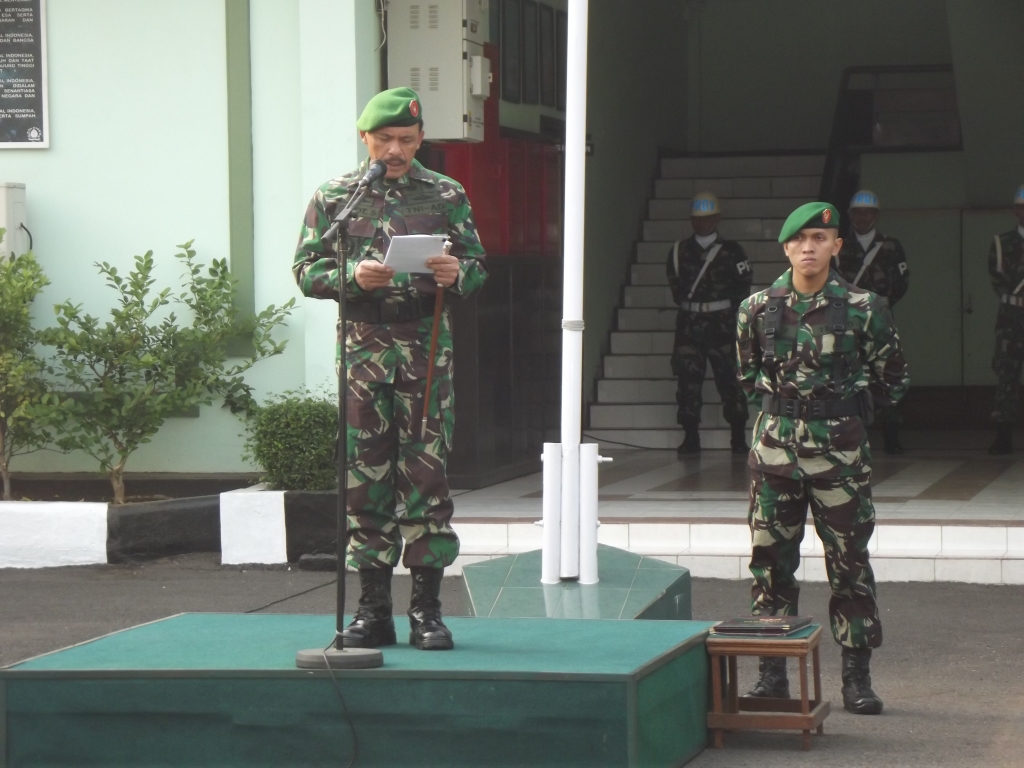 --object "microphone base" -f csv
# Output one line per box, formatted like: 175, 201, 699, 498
295, 647, 384, 669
